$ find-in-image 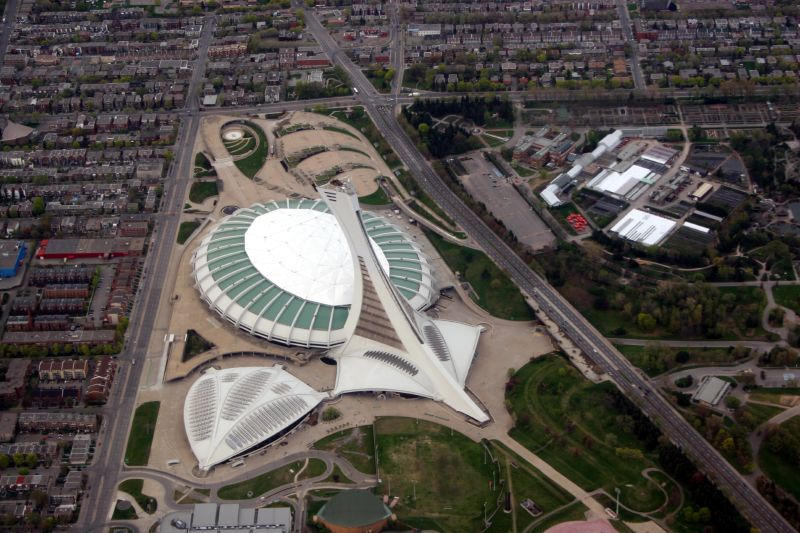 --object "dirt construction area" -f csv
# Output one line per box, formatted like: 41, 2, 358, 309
458, 154, 555, 250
